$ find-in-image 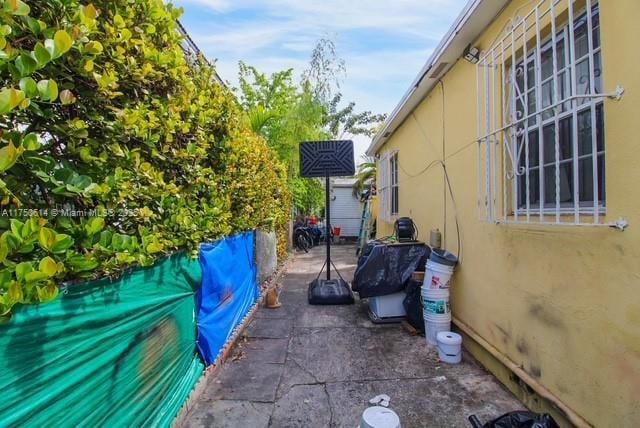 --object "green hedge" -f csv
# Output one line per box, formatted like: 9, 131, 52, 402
0, 0, 290, 321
